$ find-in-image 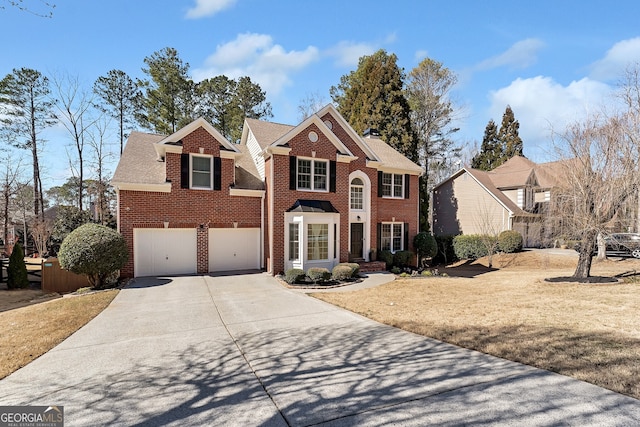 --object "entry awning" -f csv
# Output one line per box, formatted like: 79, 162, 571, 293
287, 199, 339, 213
